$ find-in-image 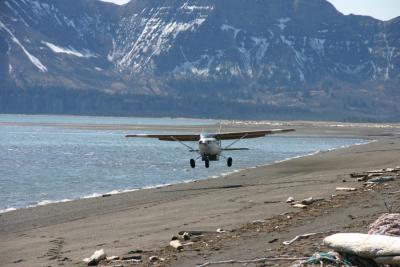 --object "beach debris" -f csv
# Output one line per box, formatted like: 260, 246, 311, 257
197, 256, 308, 267
169, 240, 183, 250
121, 255, 141, 261
178, 230, 205, 236
336, 187, 356, 191
292, 203, 307, 209
83, 249, 106, 266
365, 175, 395, 184
286, 196, 295, 203
351, 172, 368, 178
296, 251, 352, 266
301, 197, 317, 205
180, 232, 191, 240
368, 213, 400, 236
216, 228, 226, 233
283, 231, 338, 245
351, 167, 399, 183
149, 255, 164, 262
291, 251, 378, 267
102, 193, 111, 197
288, 197, 323, 208
252, 219, 265, 224
106, 256, 119, 261
323, 233, 400, 258
263, 200, 281, 204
